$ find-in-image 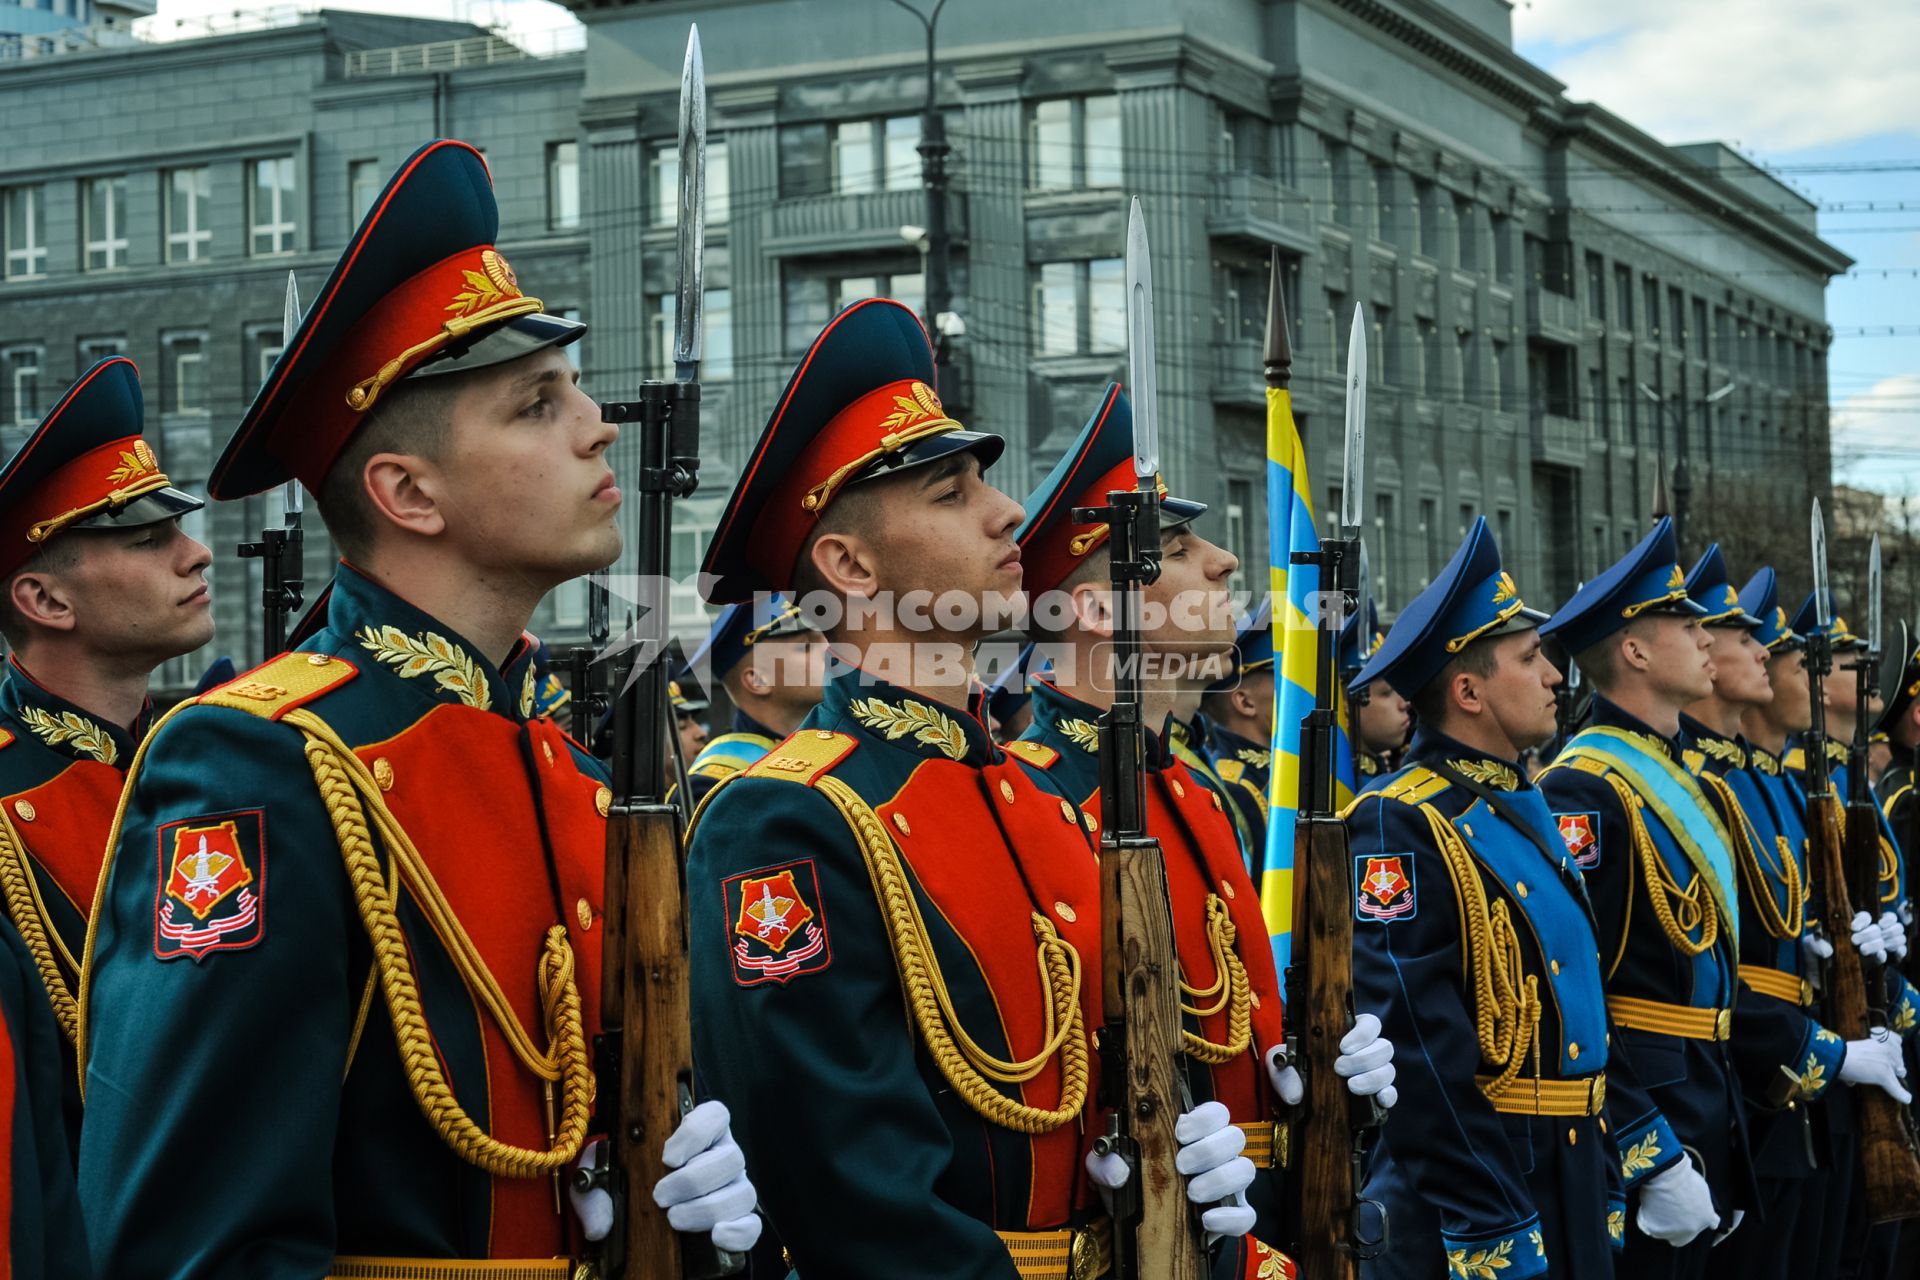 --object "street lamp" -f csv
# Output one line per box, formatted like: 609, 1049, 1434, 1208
1637, 380, 1736, 551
